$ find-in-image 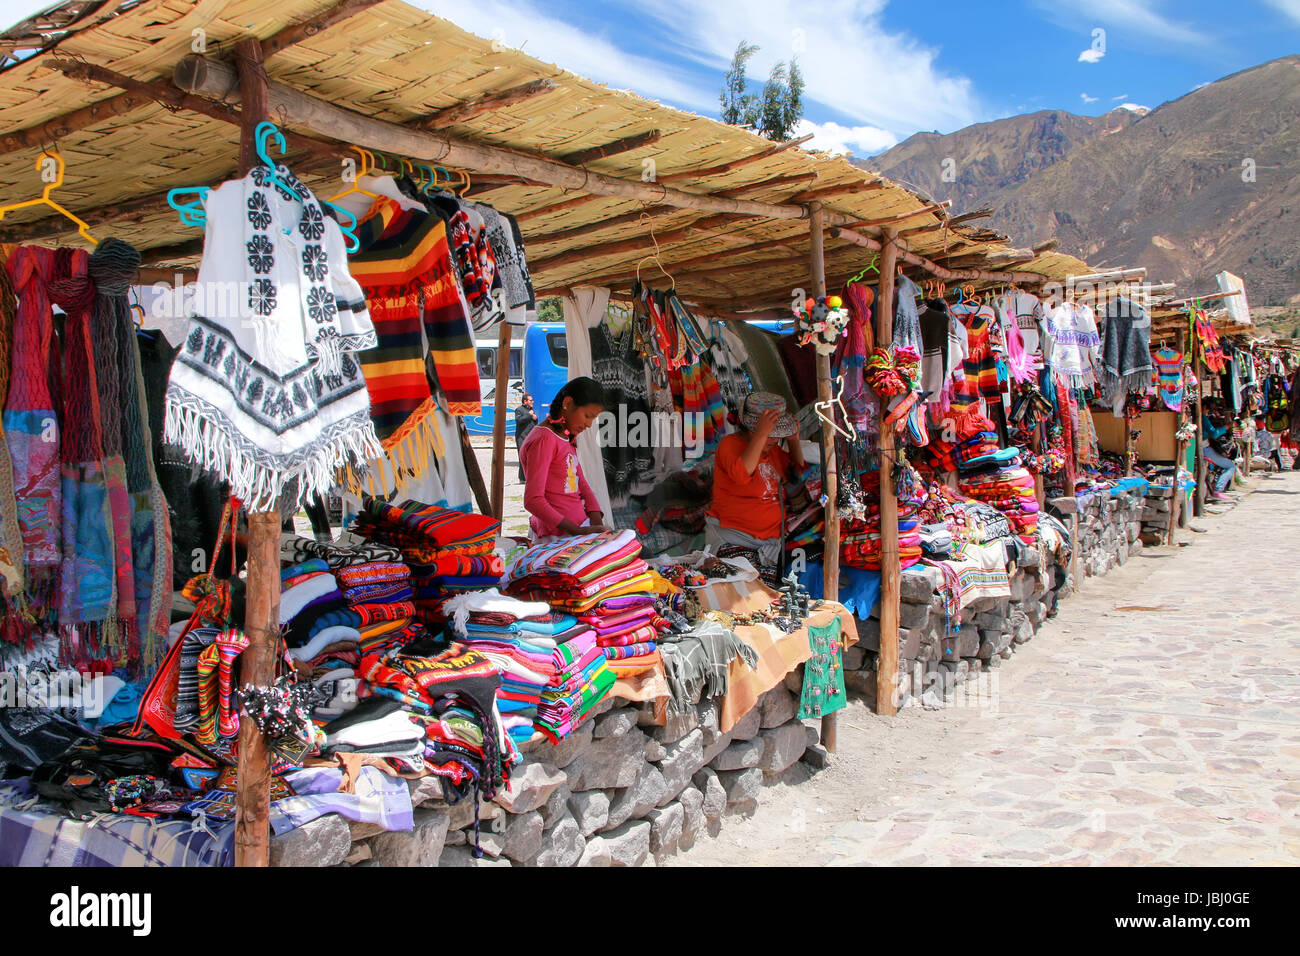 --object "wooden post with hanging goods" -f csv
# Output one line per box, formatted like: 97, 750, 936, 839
232, 36, 276, 870
1192, 312, 1208, 518
875, 228, 901, 716
808, 202, 839, 753
490, 321, 513, 520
